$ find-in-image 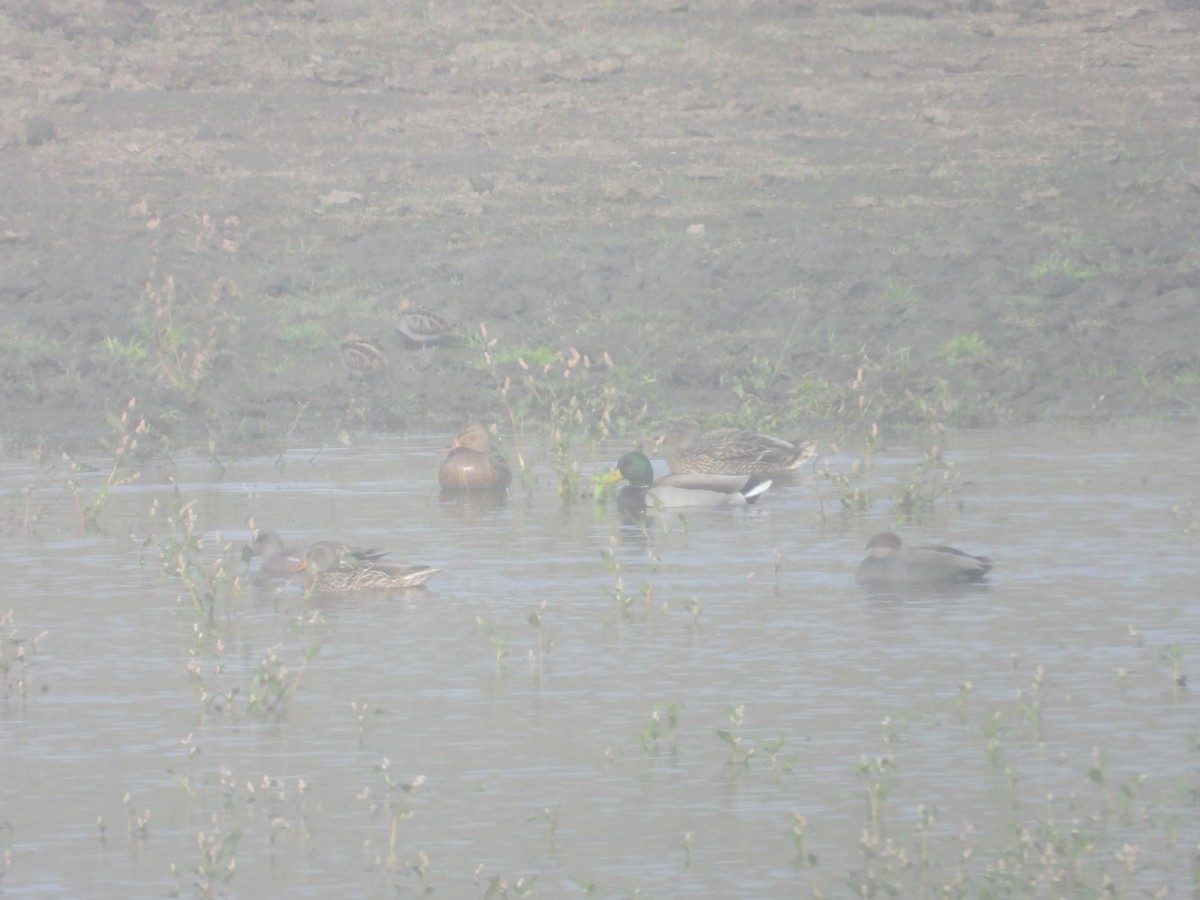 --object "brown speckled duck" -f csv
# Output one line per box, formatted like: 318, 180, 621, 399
438, 423, 512, 493
655, 426, 816, 477
295, 541, 440, 592
855, 532, 991, 588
